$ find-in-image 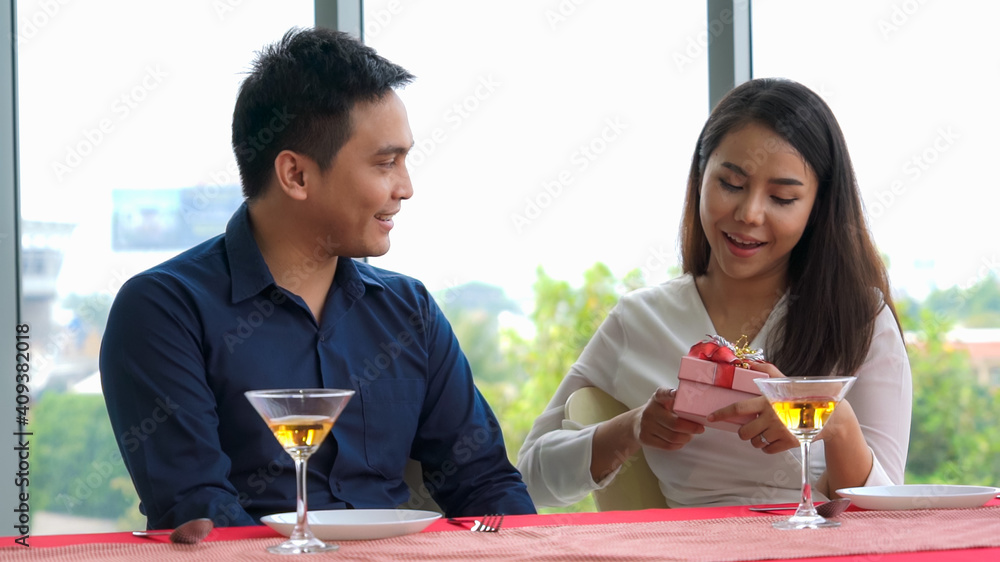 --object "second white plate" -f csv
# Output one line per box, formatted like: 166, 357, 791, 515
261, 509, 441, 541
836, 484, 999, 510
